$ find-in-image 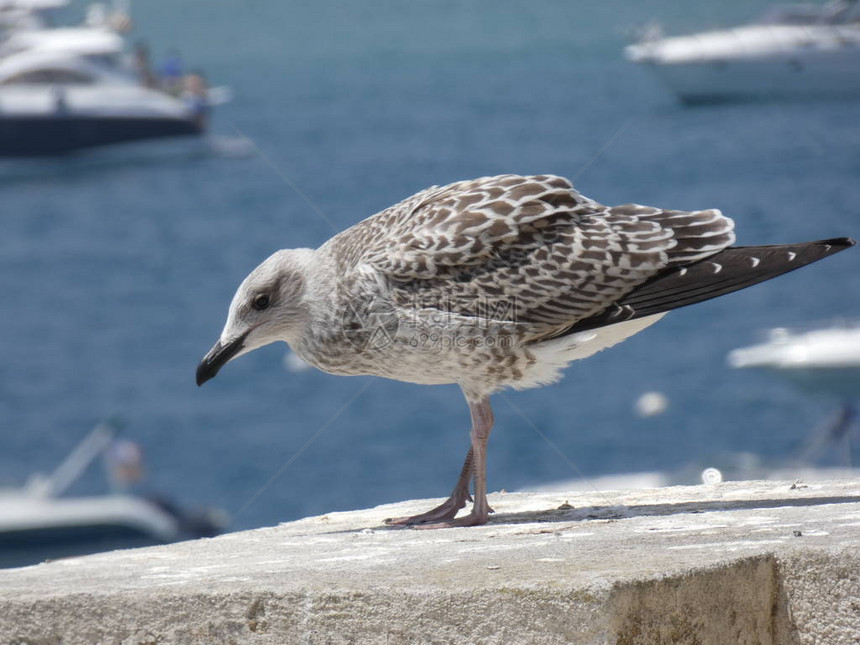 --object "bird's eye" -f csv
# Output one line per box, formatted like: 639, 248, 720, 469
252, 294, 270, 311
